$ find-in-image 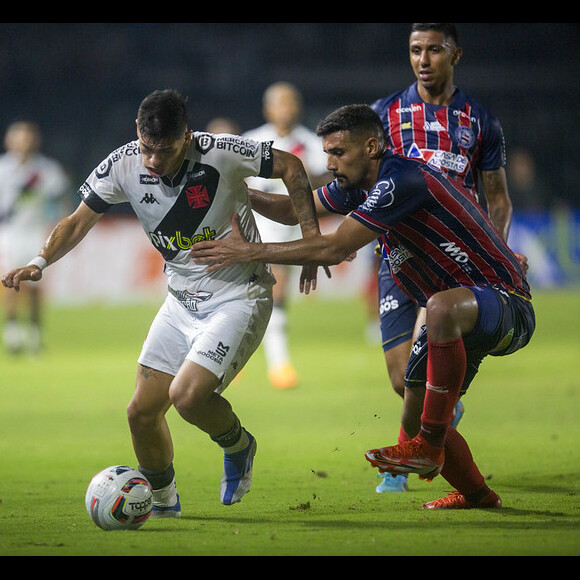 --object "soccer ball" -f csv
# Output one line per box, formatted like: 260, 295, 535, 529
85, 465, 153, 531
